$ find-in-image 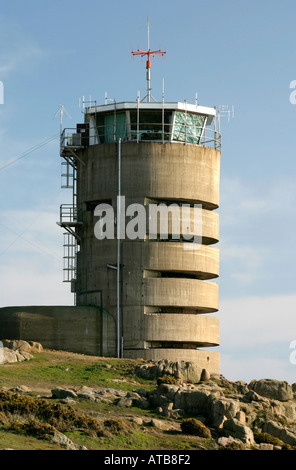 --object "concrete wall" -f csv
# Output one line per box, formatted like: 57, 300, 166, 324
0, 306, 102, 356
